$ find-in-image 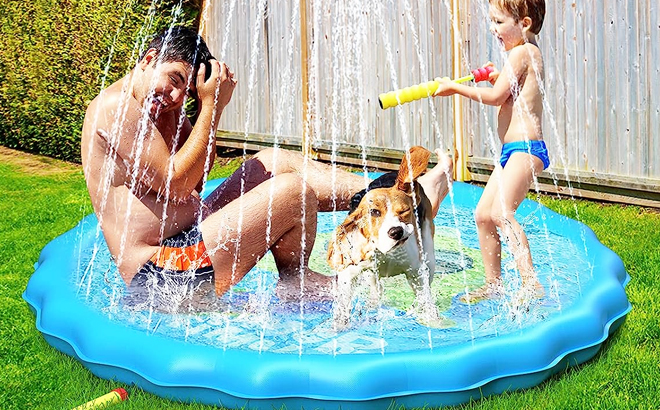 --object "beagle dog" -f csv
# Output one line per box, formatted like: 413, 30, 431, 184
327, 146, 438, 329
